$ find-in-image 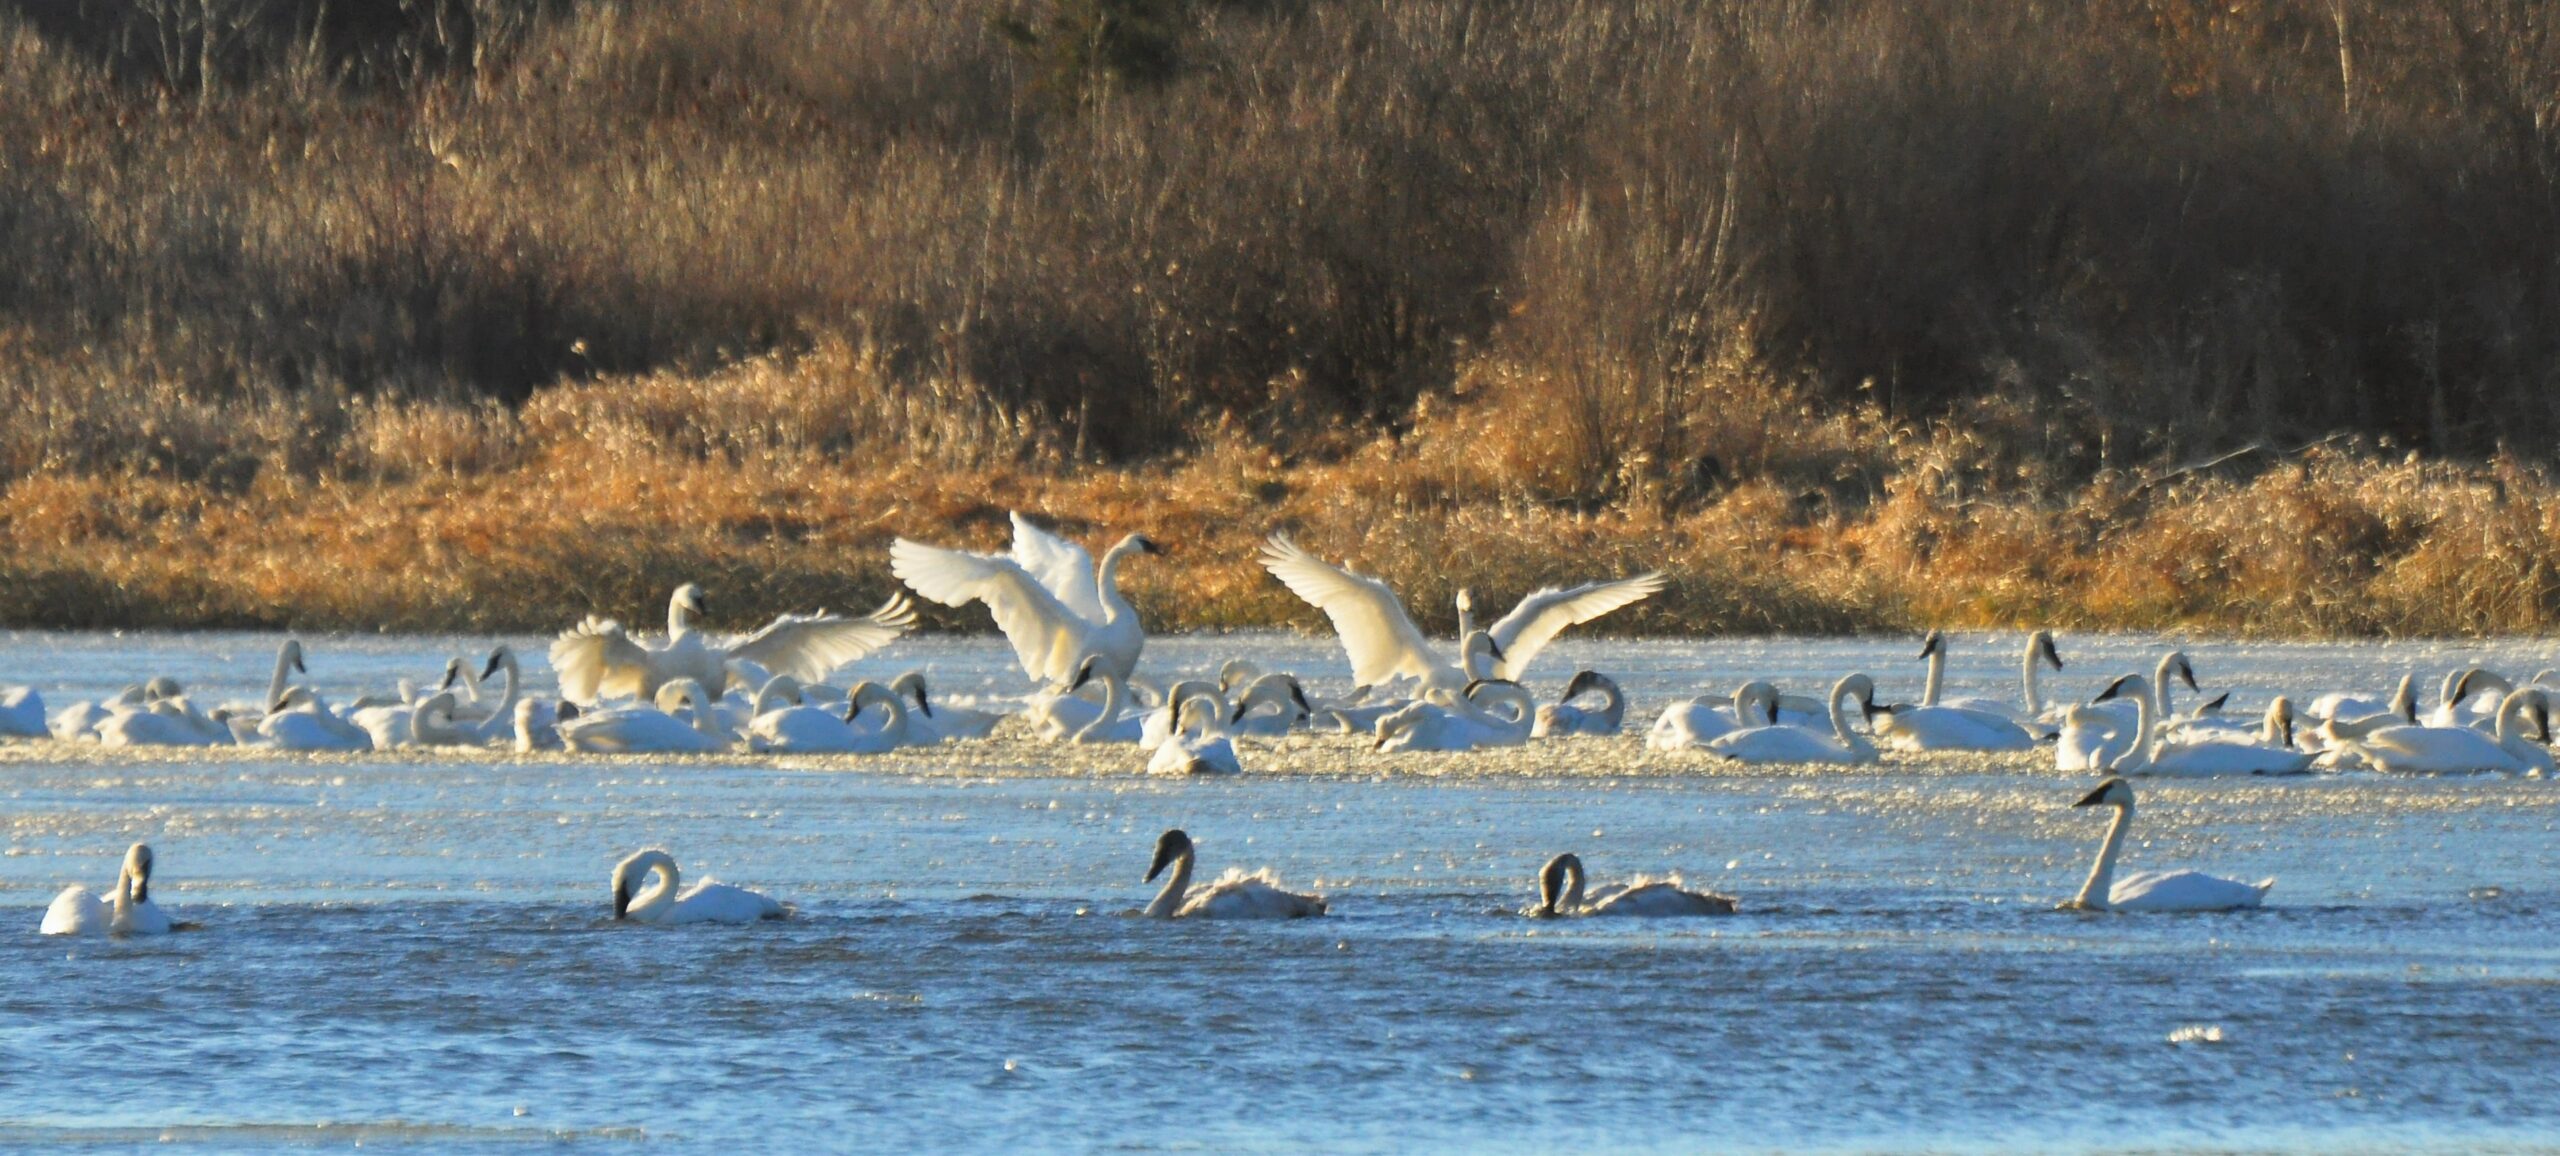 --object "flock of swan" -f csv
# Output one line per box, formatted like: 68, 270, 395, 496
12, 512, 2554, 933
